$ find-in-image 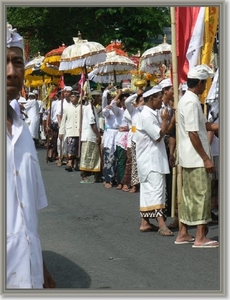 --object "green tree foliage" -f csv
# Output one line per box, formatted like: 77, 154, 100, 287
7, 6, 170, 60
